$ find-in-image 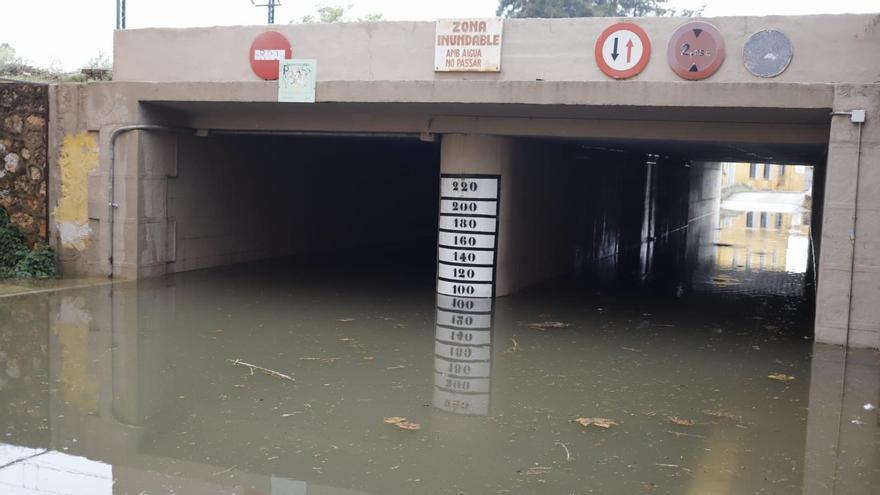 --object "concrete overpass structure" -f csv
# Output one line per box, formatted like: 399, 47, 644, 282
46, 14, 880, 348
